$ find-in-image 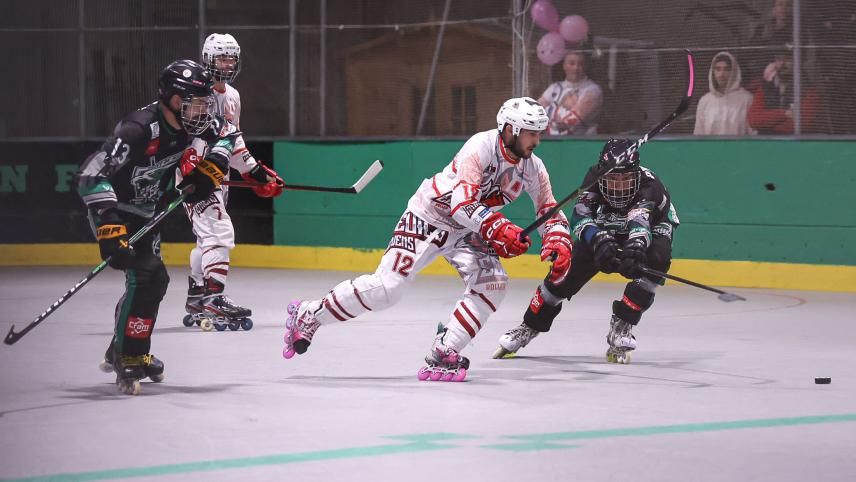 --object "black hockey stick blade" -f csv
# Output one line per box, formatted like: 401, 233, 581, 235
520, 50, 695, 240
641, 267, 746, 302
4, 190, 191, 346
224, 160, 384, 194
